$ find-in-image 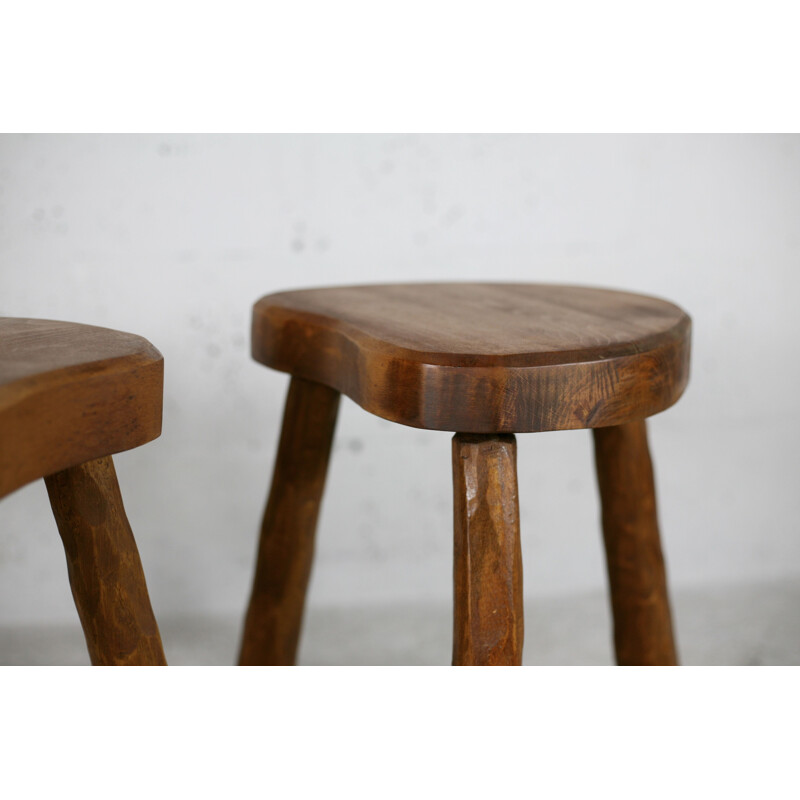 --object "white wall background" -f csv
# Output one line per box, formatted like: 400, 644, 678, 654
1, 134, 798, 627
